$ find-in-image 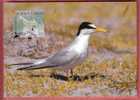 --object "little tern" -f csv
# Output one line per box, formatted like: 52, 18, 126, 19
8, 22, 107, 76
